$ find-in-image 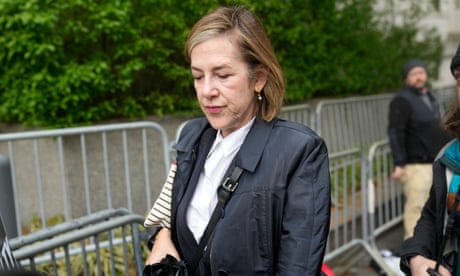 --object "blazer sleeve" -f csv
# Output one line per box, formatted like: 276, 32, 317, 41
276, 136, 331, 275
